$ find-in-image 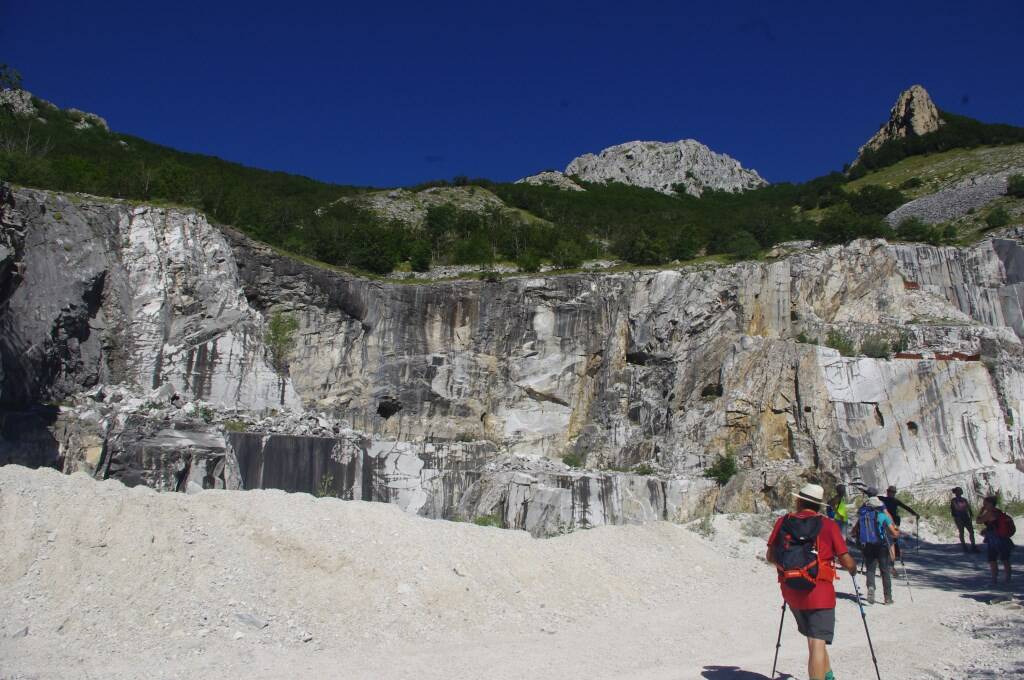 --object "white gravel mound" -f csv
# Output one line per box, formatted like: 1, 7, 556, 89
1, 465, 1021, 679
